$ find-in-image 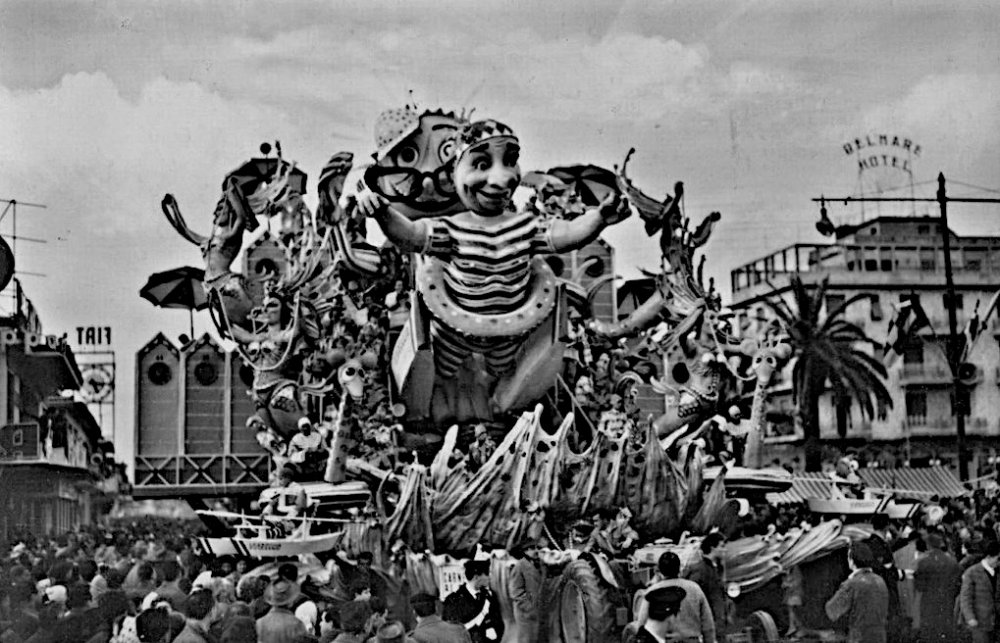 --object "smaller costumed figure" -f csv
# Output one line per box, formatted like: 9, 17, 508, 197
468, 423, 497, 472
